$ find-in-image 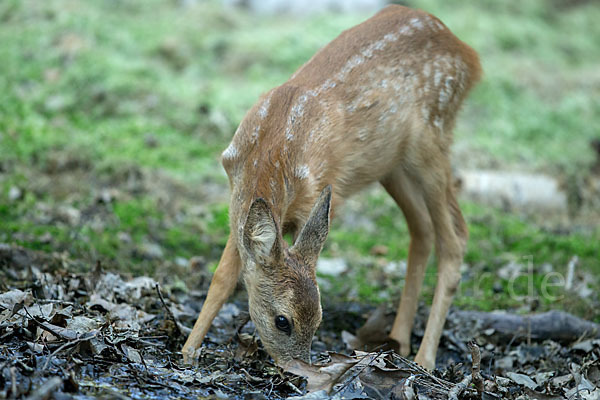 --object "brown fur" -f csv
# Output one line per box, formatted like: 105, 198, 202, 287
182, 4, 482, 370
